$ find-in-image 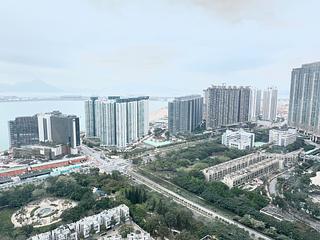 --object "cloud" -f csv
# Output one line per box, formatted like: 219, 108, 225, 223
81, 45, 177, 73
181, 0, 276, 23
